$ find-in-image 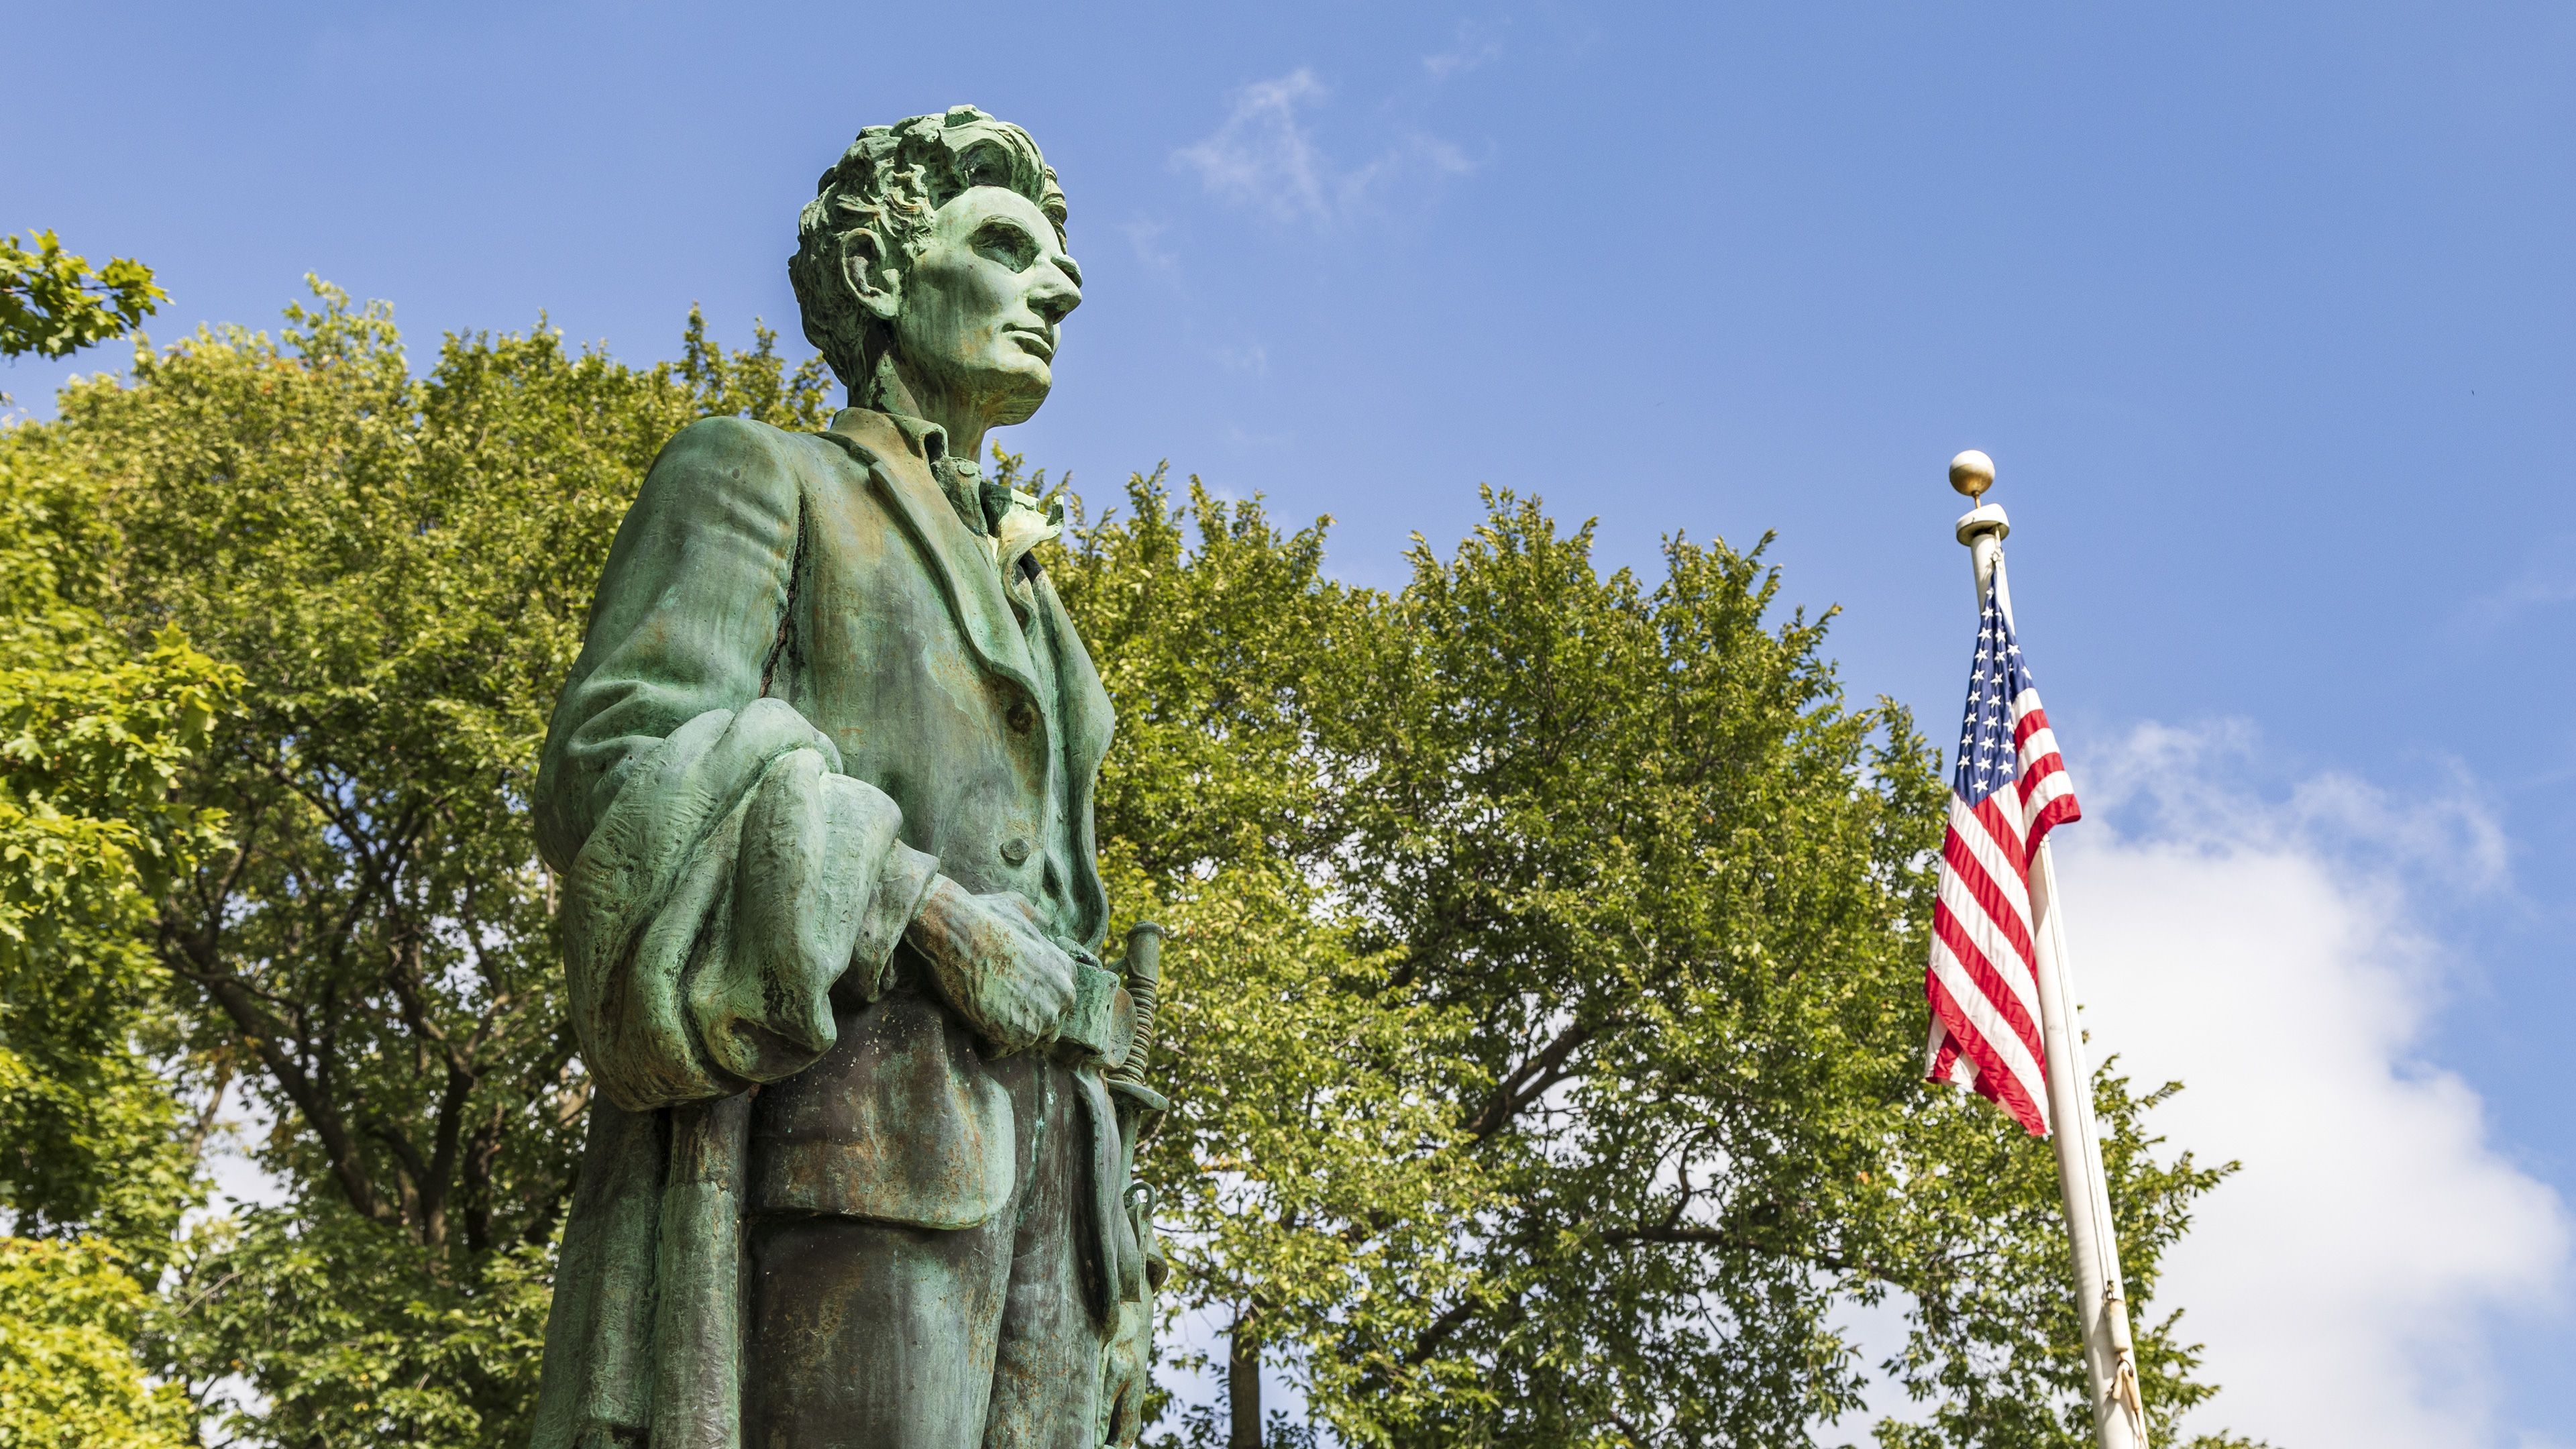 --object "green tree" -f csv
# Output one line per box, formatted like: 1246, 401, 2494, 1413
34, 284, 827, 1448
1061, 482, 2255, 1449
1, 230, 164, 362
0, 441, 232, 1247
0, 242, 222, 1449
5, 279, 2258, 1449
1049, 472, 1501, 1447
0, 1237, 193, 1449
